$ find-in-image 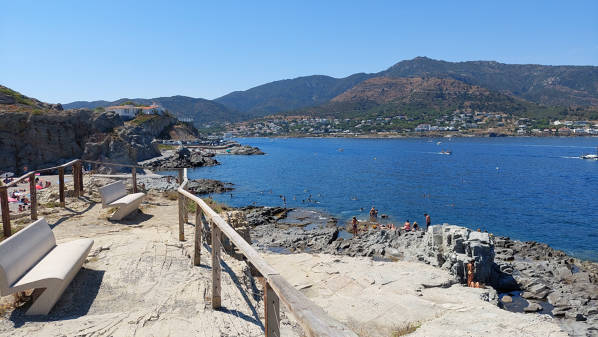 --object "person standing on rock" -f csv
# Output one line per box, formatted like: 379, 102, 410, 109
425, 213, 431, 230
351, 217, 358, 235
